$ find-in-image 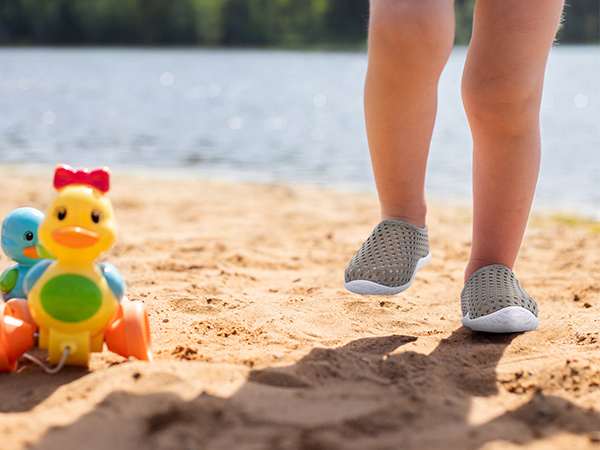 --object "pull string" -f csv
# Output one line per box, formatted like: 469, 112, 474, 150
23, 347, 70, 374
